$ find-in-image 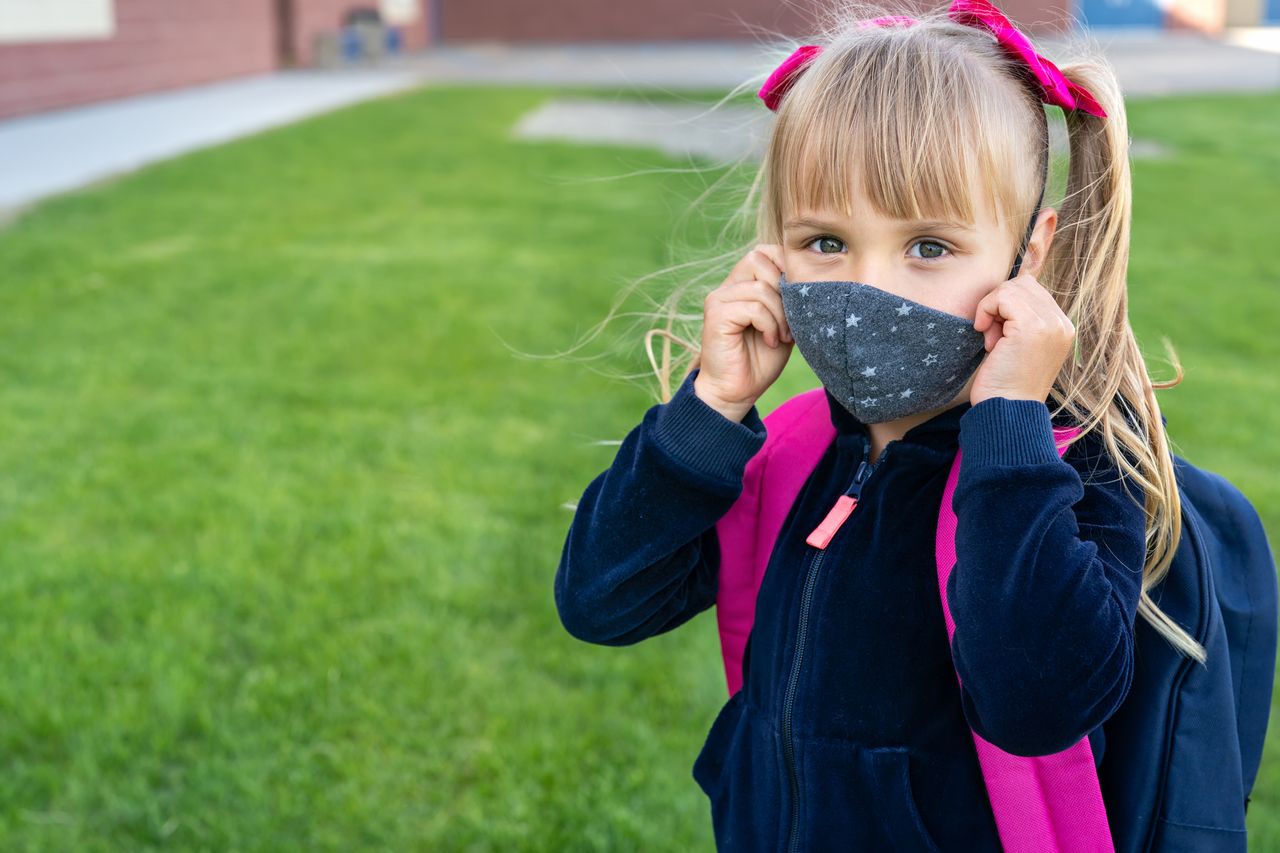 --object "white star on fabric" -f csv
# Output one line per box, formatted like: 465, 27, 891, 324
846, 313, 861, 327
860, 366, 877, 377
900, 388, 913, 398
947, 374, 957, 381
896, 303, 912, 316
825, 326, 836, 338
860, 397, 877, 406
927, 336, 938, 344
923, 354, 938, 365
890, 325, 898, 332
799, 285, 810, 296
927, 322, 936, 329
